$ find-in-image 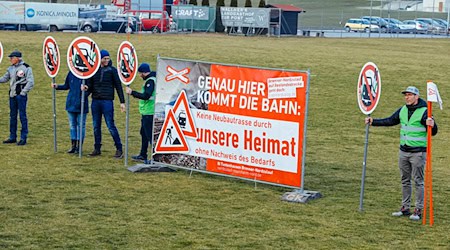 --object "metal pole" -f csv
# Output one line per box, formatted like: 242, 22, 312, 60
52, 77, 57, 152
300, 69, 311, 192
79, 79, 85, 158
447, 0, 450, 36
369, 0, 373, 38
125, 94, 130, 167
359, 115, 370, 212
